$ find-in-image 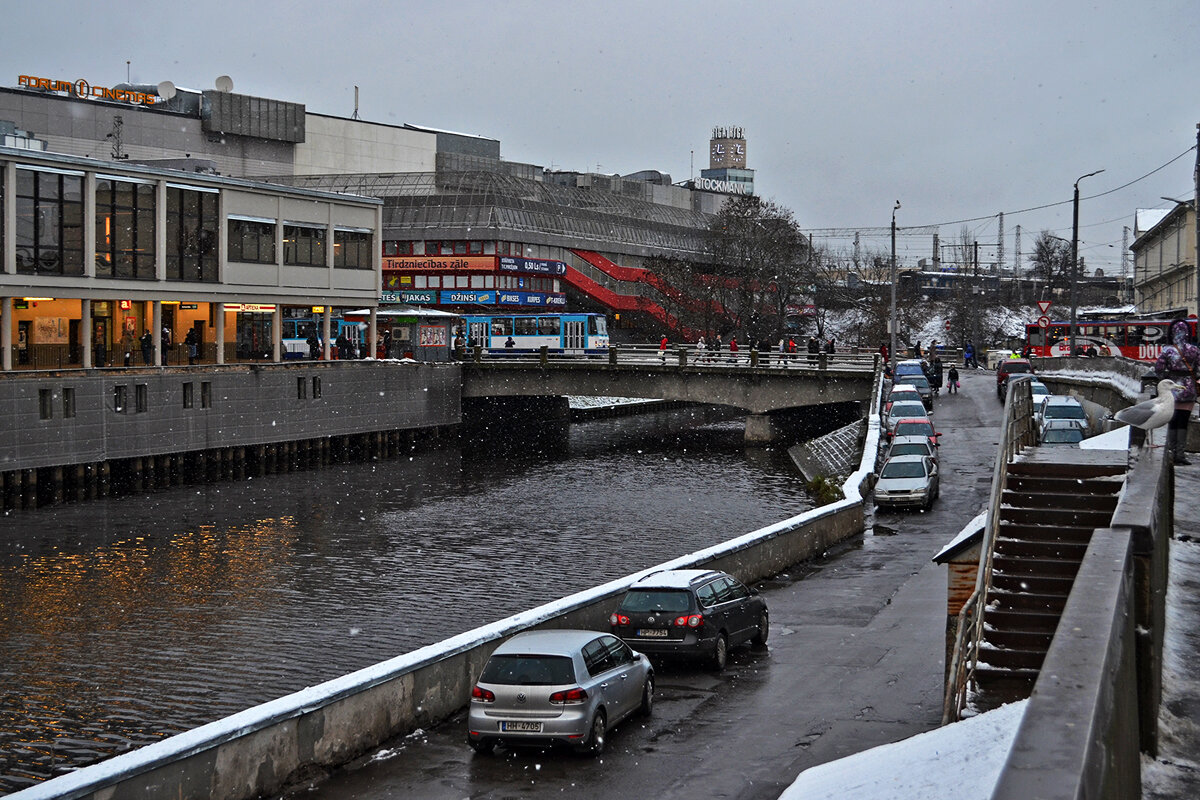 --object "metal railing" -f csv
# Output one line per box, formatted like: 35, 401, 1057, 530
460, 344, 878, 372
941, 376, 1038, 723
